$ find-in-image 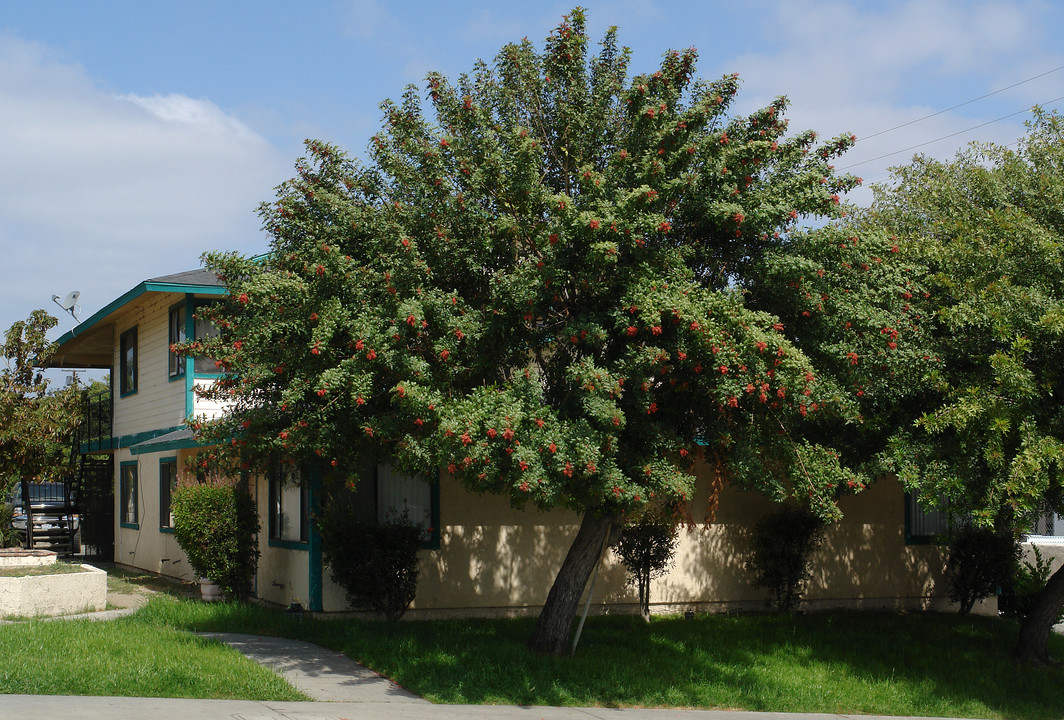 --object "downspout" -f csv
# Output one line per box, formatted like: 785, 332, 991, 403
308, 466, 323, 611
